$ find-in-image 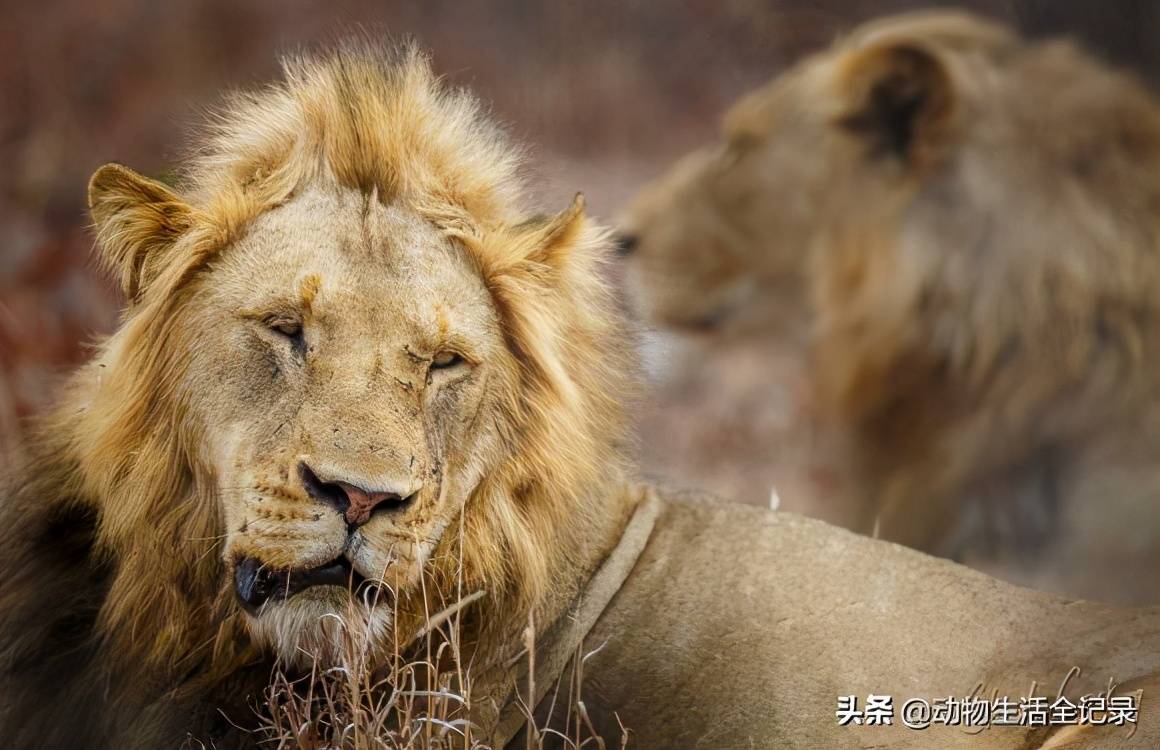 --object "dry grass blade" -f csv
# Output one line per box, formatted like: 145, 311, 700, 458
246, 535, 629, 749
